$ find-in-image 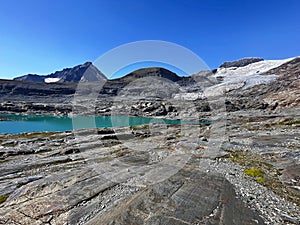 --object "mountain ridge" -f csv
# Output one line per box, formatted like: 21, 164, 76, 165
1, 56, 298, 110
11, 56, 299, 84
